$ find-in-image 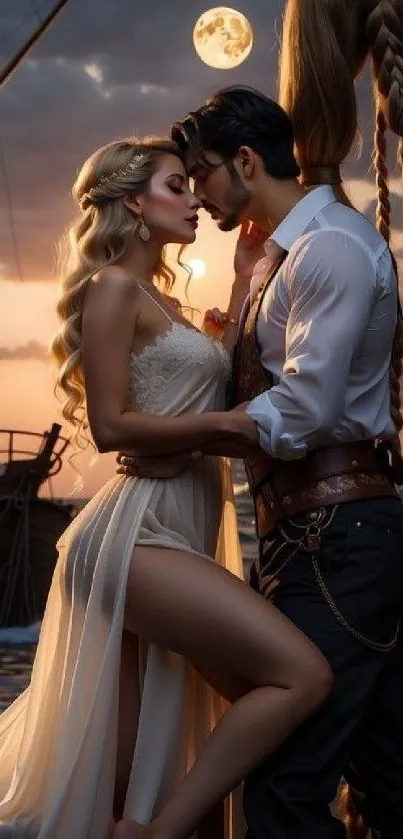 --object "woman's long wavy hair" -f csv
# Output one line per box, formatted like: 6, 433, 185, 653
279, 0, 403, 439
278, 2, 403, 836
51, 137, 183, 452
